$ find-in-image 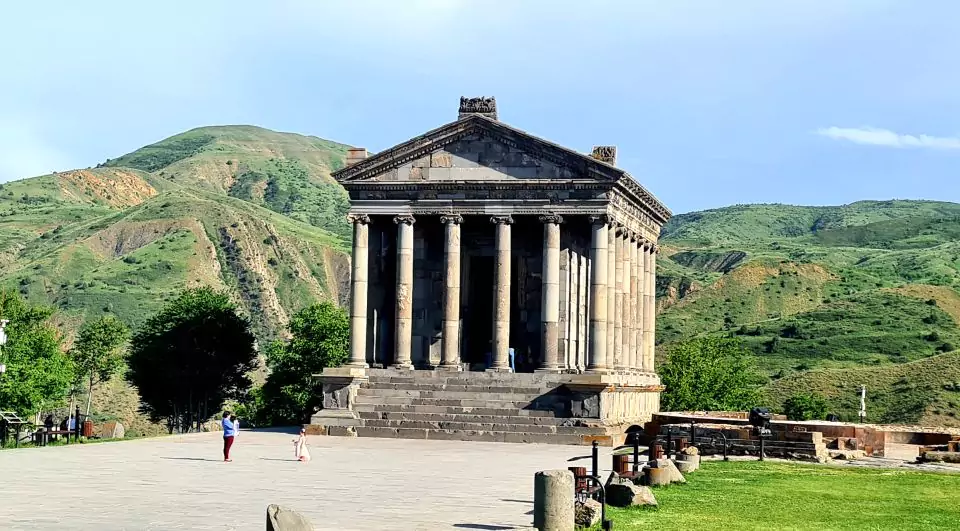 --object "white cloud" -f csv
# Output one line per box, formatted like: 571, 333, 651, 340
817, 126, 960, 150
